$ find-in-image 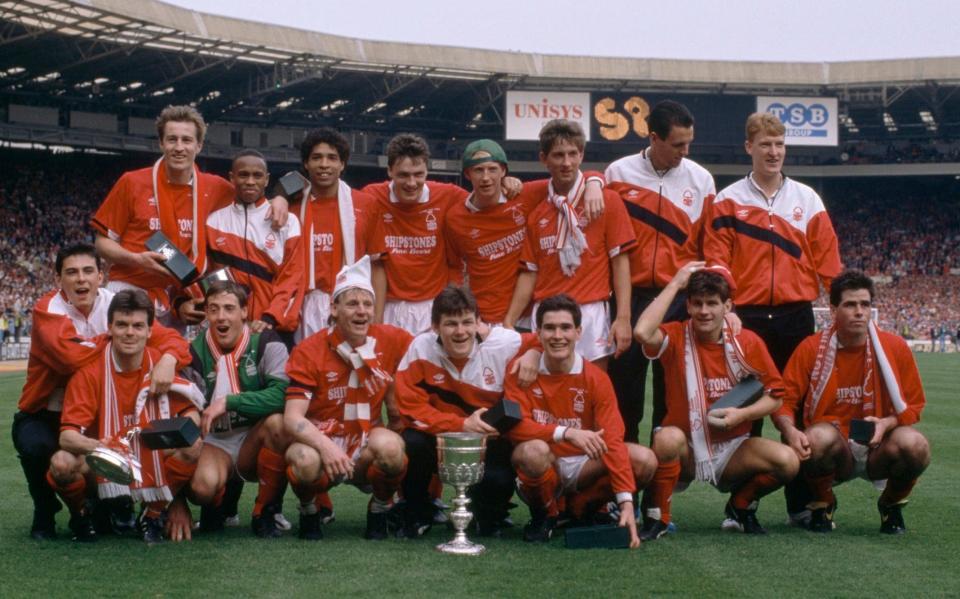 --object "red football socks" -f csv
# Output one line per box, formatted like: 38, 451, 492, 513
880, 477, 917, 506
252, 447, 286, 517
804, 471, 836, 508
47, 471, 87, 514
731, 473, 781, 510
568, 474, 613, 519
517, 468, 560, 517
643, 459, 680, 523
